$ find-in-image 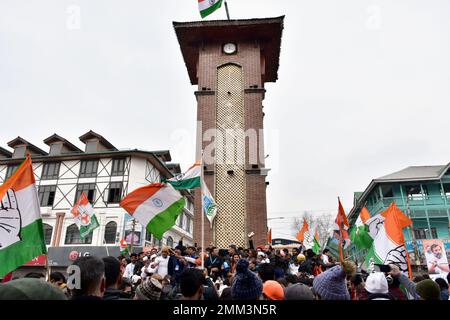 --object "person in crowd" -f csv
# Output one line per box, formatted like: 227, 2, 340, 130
0, 278, 67, 300
205, 247, 224, 280
102, 256, 128, 300
349, 273, 367, 300
388, 264, 441, 300
312, 260, 356, 300
23, 272, 45, 279
117, 278, 133, 299
49, 271, 69, 297
168, 248, 185, 285
284, 282, 315, 300
434, 277, 449, 300
262, 280, 285, 300
123, 253, 137, 279
179, 268, 204, 300
70, 256, 105, 300
134, 278, 162, 300
258, 262, 275, 283
153, 246, 170, 278
230, 253, 240, 275
364, 272, 394, 300
231, 259, 263, 300
387, 274, 407, 300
